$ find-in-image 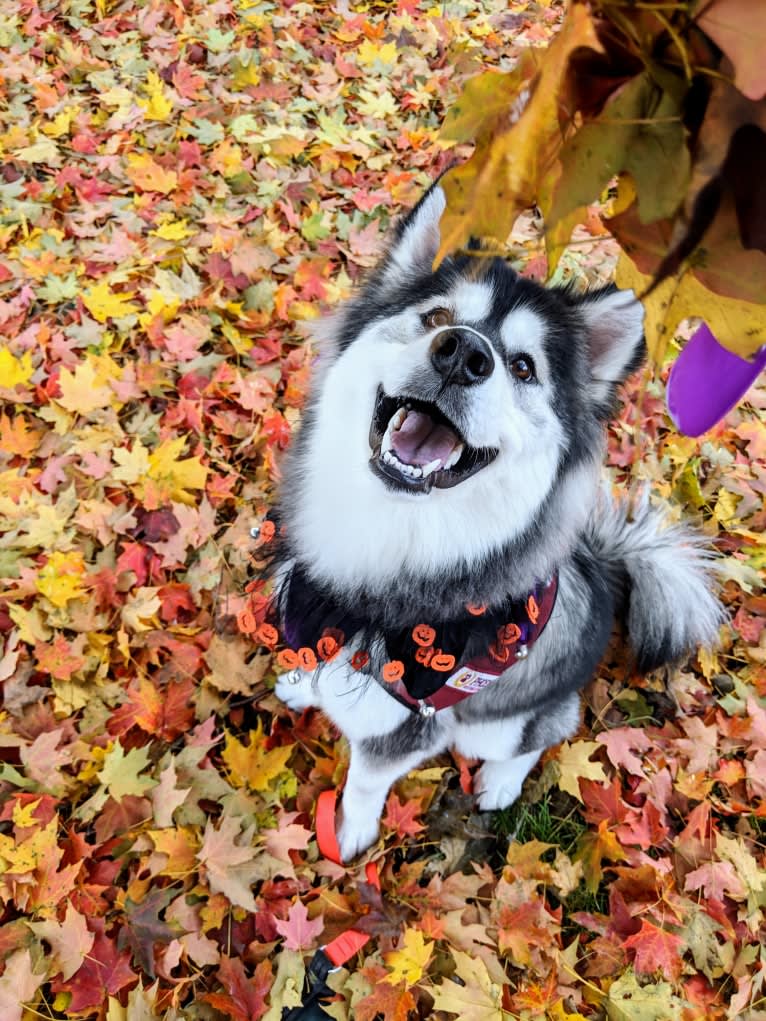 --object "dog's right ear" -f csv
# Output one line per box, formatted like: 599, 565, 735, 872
383, 184, 446, 282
